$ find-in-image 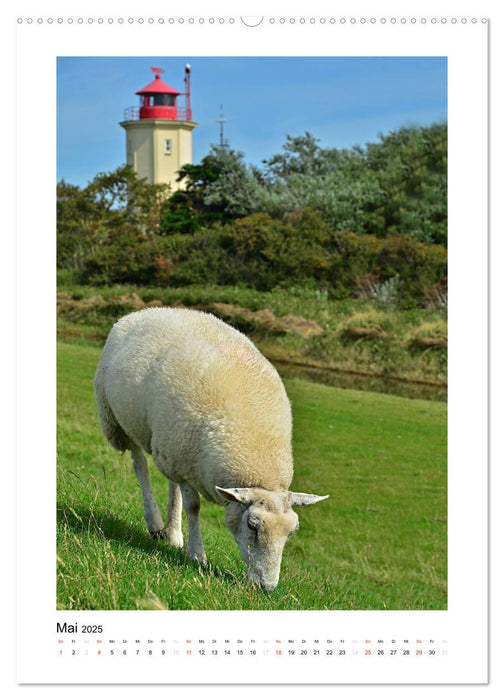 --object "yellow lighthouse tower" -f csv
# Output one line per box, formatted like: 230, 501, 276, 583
120, 65, 197, 191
